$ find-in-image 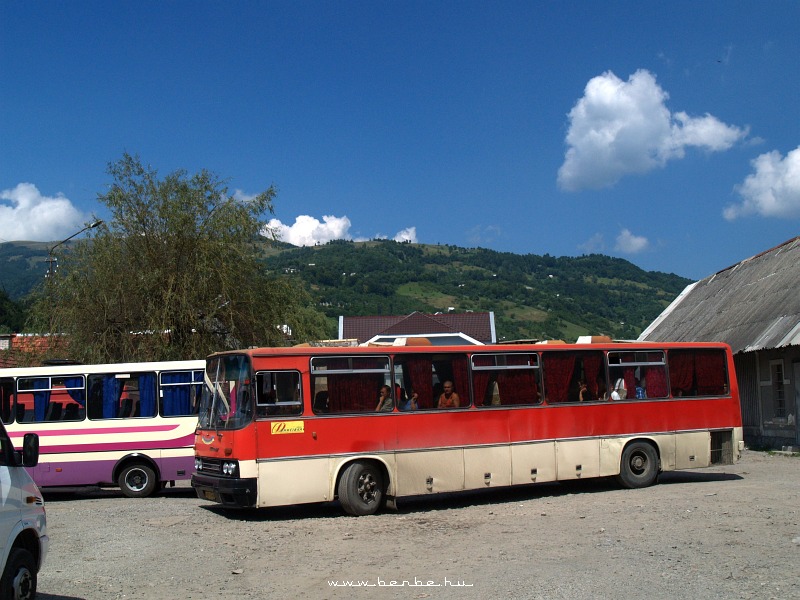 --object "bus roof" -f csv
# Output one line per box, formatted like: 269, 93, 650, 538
208, 340, 733, 360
